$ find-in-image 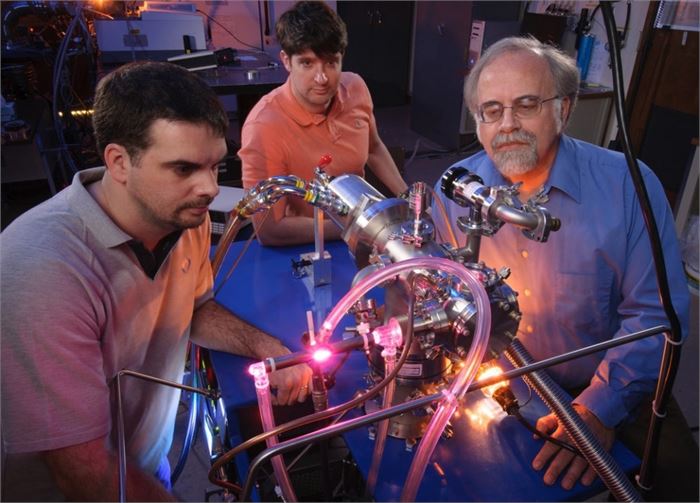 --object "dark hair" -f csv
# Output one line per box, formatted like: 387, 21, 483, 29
275, 1, 347, 58
464, 35, 580, 114
92, 61, 228, 161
